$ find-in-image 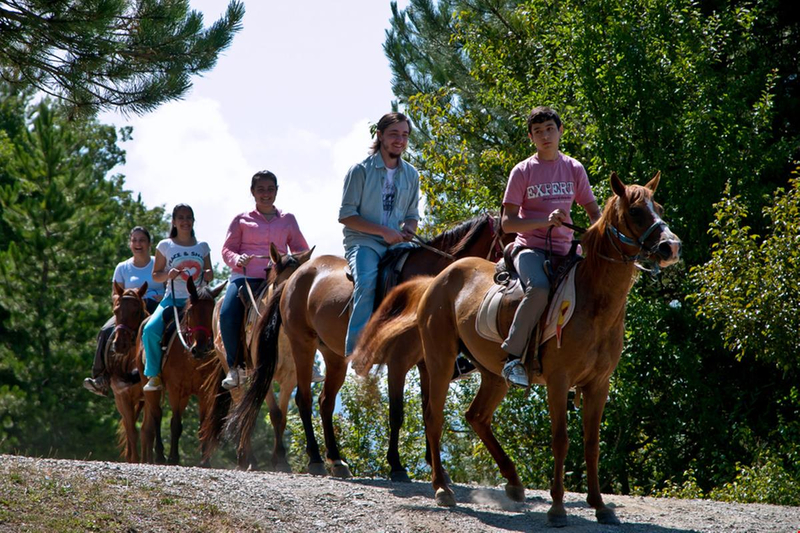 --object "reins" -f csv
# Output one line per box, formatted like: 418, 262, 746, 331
410, 233, 456, 261
170, 272, 213, 353
241, 255, 272, 318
